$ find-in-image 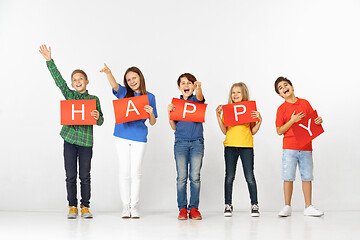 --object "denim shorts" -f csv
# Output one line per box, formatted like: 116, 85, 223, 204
282, 149, 313, 181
